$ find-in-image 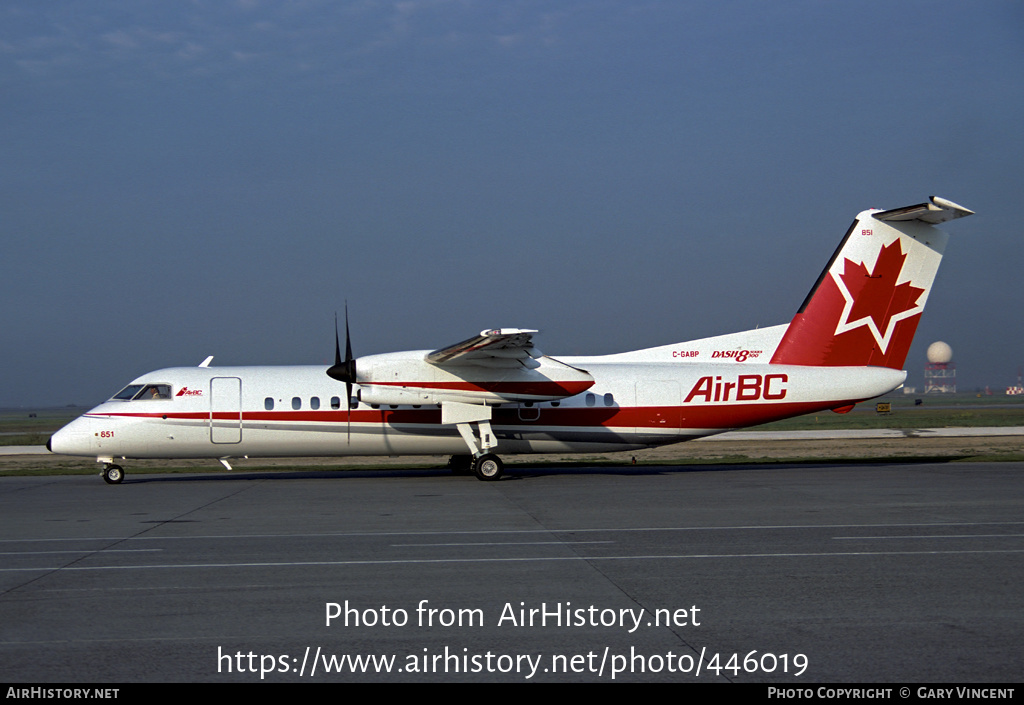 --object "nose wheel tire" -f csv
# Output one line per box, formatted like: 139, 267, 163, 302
102, 464, 124, 484
473, 454, 504, 481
